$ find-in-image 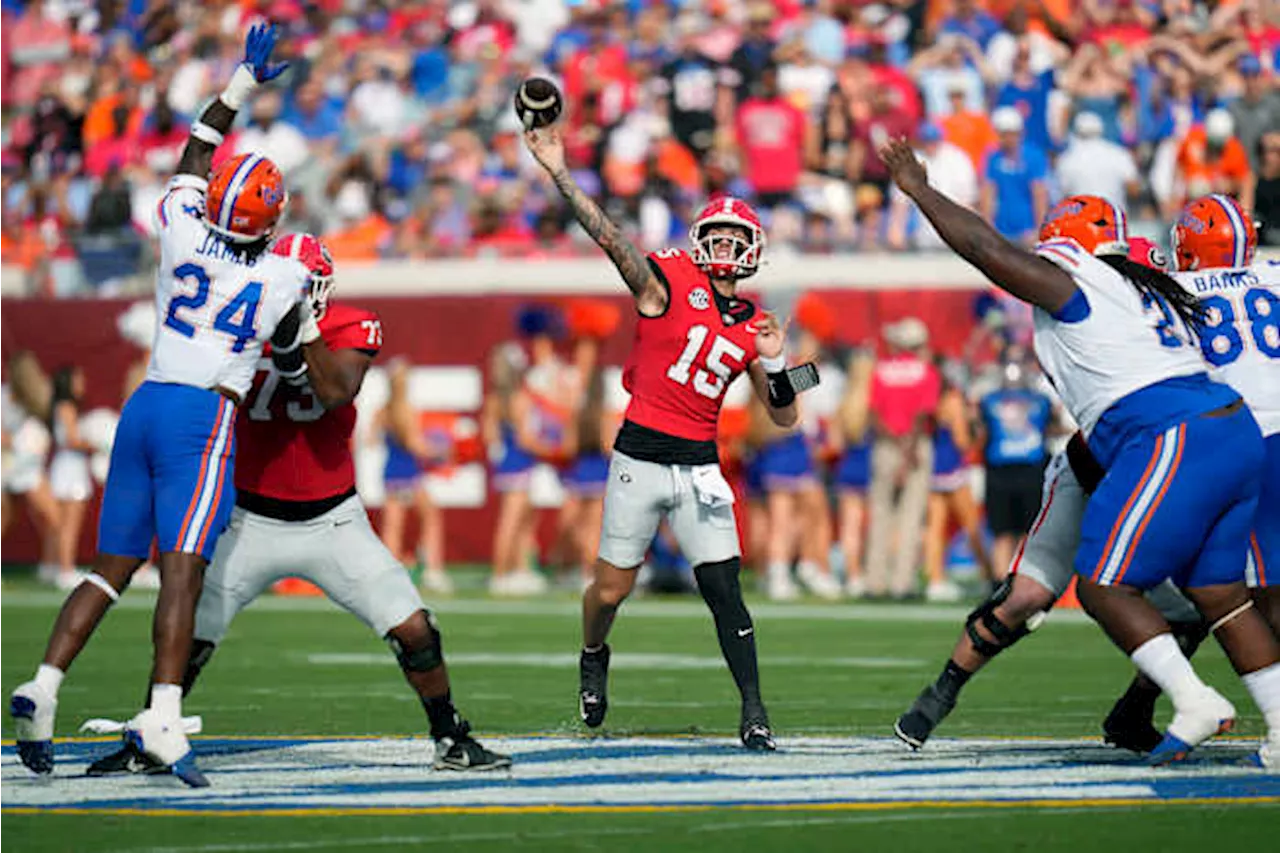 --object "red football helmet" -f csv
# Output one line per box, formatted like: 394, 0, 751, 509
206, 153, 287, 242
271, 232, 335, 317
689, 196, 765, 279
1127, 236, 1168, 271
1038, 194, 1129, 257
1170, 194, 1257, 271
